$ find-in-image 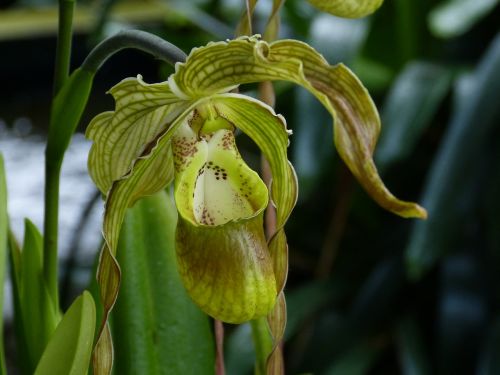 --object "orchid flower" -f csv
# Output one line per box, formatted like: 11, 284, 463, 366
86, 35, 426, 363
